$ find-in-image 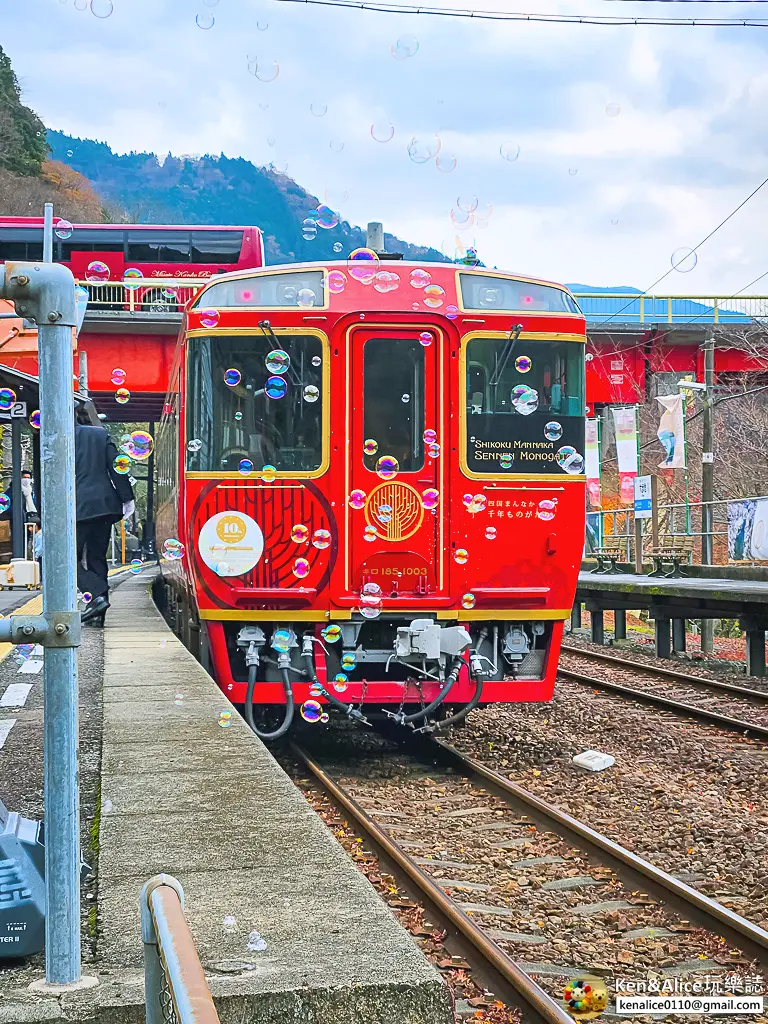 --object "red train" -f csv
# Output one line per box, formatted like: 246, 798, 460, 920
156, 253, 586, 737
